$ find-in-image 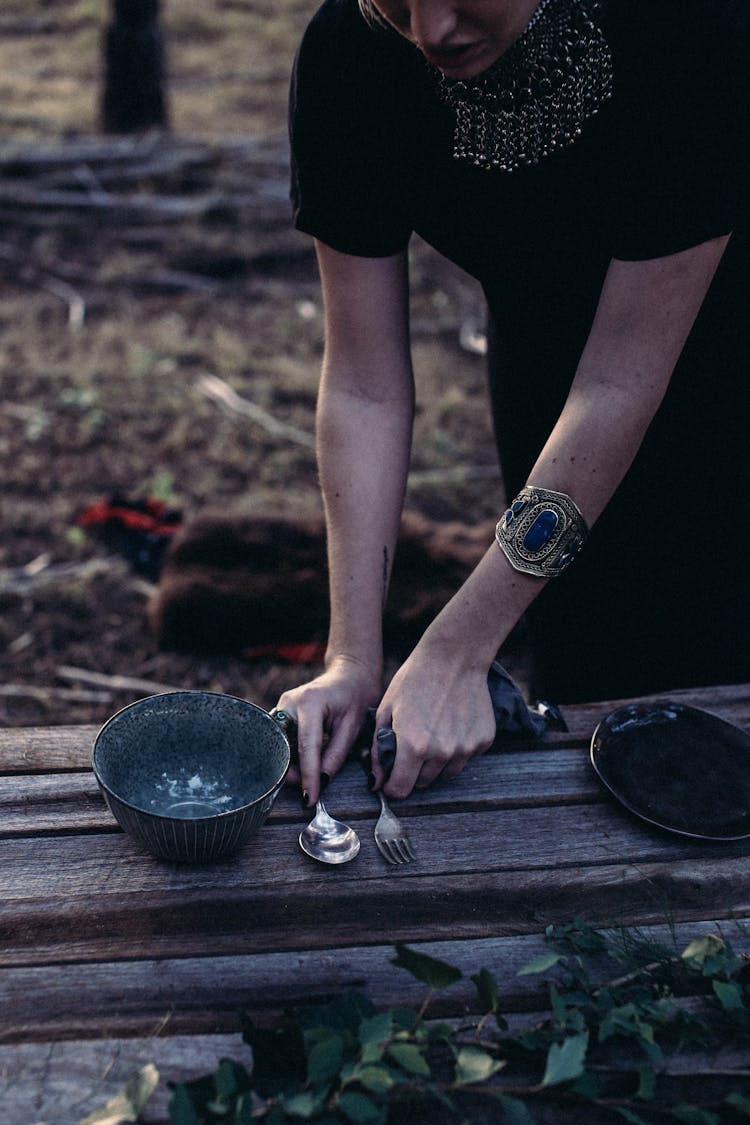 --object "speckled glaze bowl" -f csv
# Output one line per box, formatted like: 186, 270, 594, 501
92, 691, 290, 862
